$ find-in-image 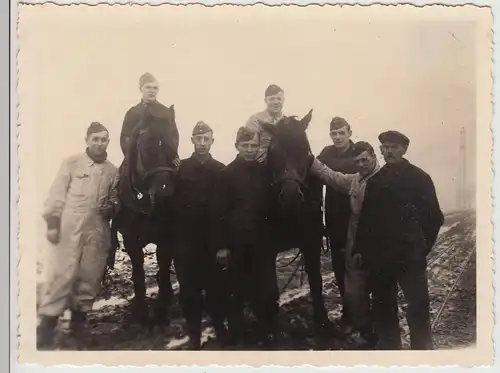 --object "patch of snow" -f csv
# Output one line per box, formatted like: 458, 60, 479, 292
439, 222, 460, 235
